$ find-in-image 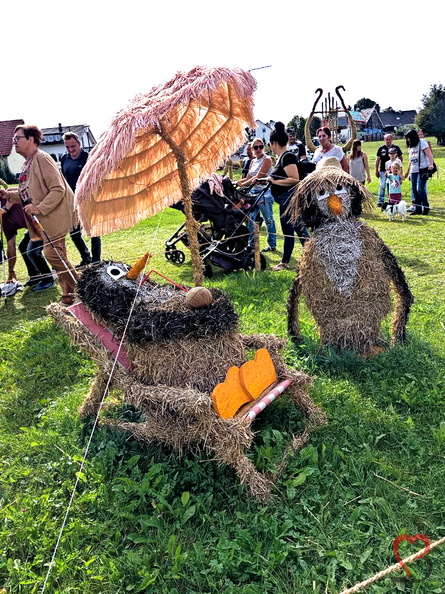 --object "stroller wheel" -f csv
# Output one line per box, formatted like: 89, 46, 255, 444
204, 263, 213, 278
243, 253, 267, 273
165, 250, 172, 260
170, 249, 185, 264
